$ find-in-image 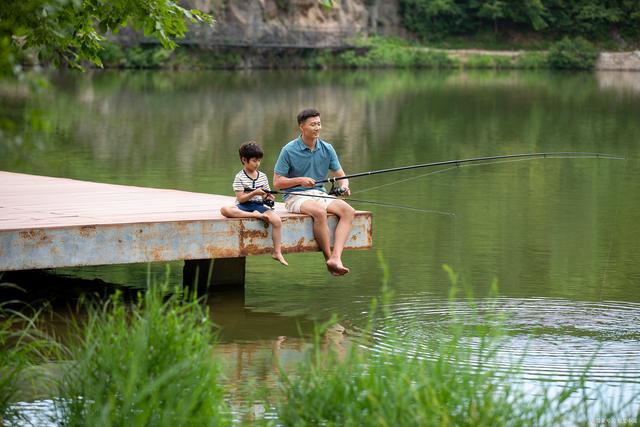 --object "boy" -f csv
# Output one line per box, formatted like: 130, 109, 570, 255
220, 141, 288, 266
